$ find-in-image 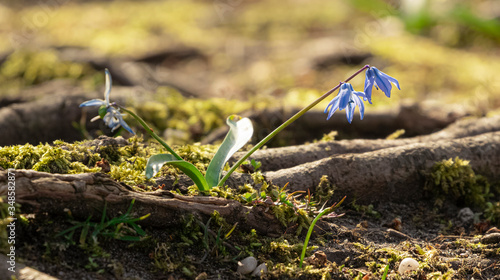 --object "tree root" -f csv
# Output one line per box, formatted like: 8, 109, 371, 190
261, 131, 500, 204
165, 131, 500, 204
0, 170, 283, 236
233, 114, 500, 171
